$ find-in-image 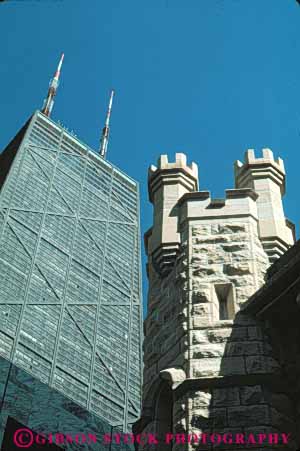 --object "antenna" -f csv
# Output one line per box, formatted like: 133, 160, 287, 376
99, 89, 114, 159
42, 53, 64, 117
